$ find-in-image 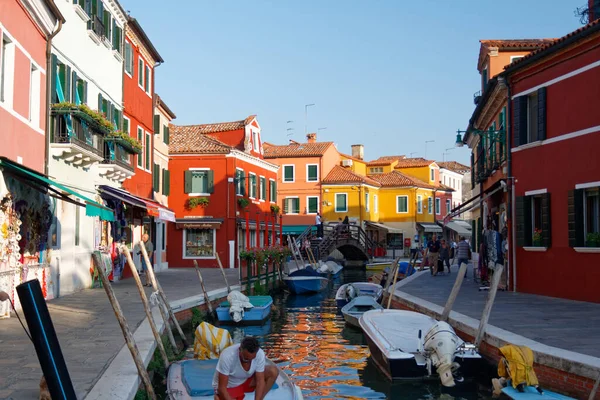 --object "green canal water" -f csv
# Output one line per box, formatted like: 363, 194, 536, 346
215, 269, 497, 400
